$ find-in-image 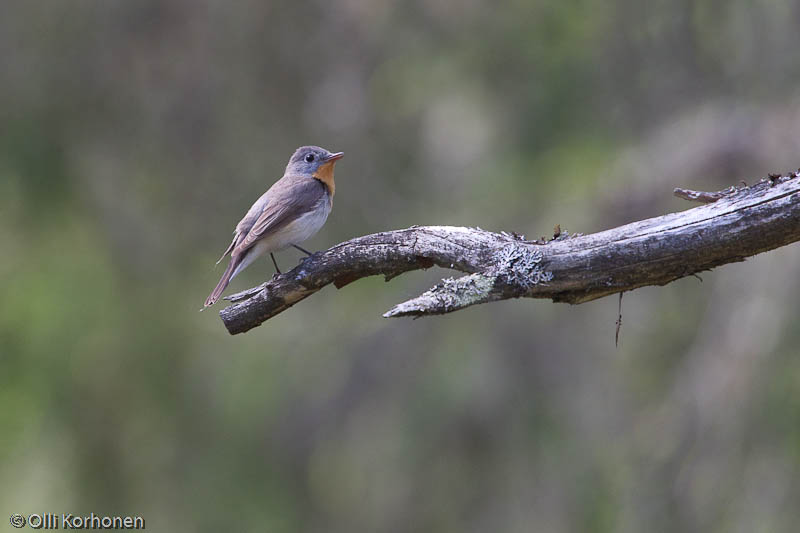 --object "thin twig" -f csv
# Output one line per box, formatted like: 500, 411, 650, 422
615, 292, 623, 348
